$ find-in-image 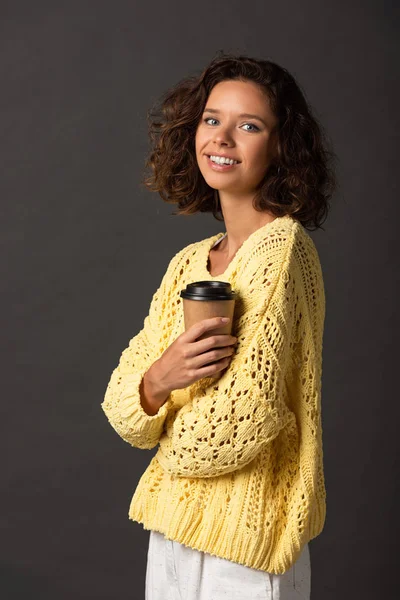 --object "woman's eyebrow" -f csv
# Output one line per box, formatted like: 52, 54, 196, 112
203, 107, 267, 127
